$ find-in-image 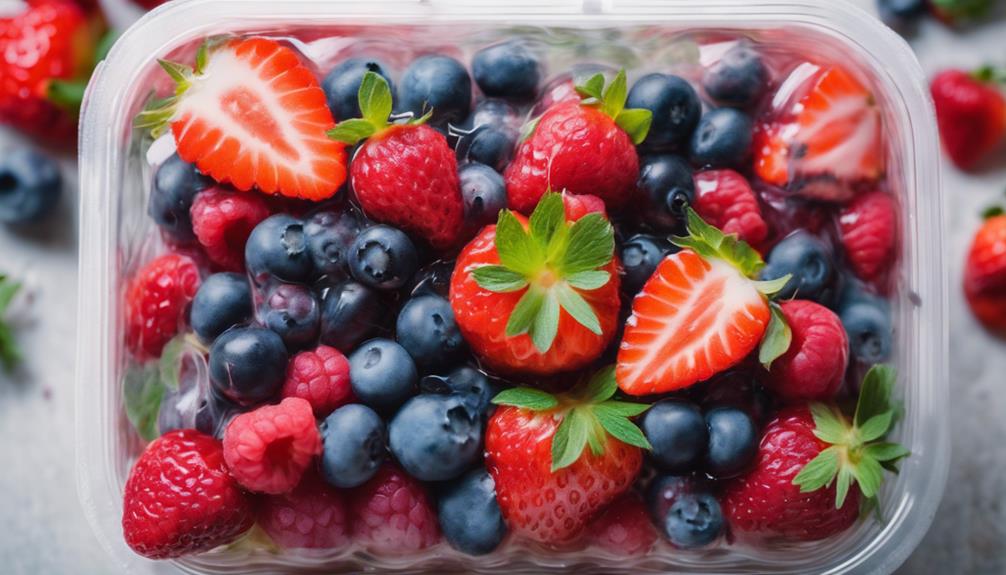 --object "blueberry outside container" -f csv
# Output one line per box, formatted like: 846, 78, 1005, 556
75, 1, 949, 573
